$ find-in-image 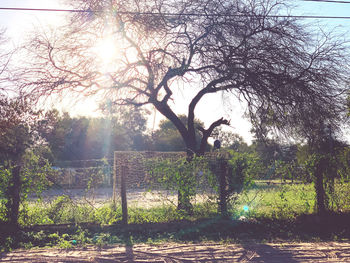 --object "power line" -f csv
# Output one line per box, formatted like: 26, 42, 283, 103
302, 0, 350, 3
0, 7, 90, 13
0, 6, 350, 20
